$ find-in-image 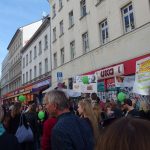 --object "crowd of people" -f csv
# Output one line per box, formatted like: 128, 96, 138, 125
0, 90, 150, 150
